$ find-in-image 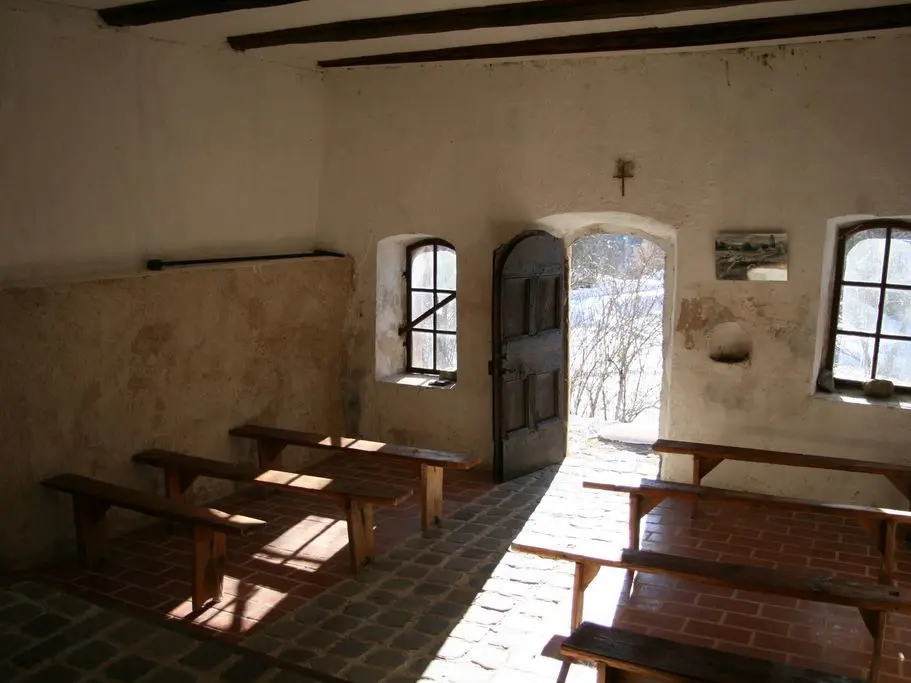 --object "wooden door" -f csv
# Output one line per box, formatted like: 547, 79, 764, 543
492, 231, 568, 483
